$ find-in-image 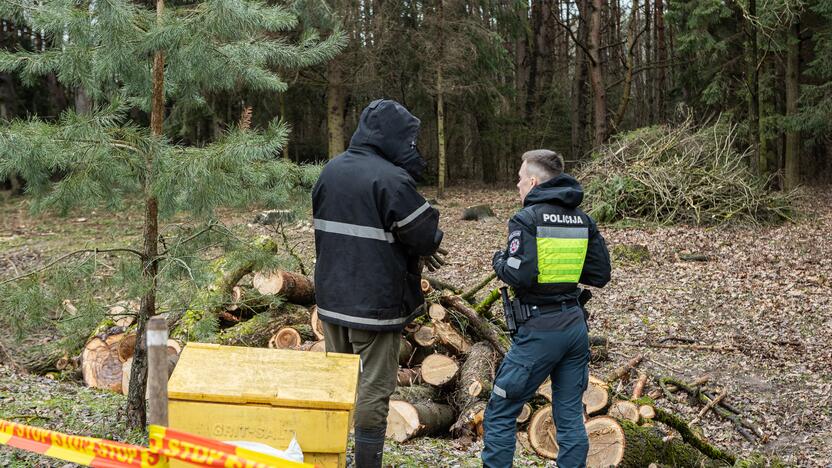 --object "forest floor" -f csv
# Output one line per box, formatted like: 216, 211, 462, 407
1, 183, 830, 467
